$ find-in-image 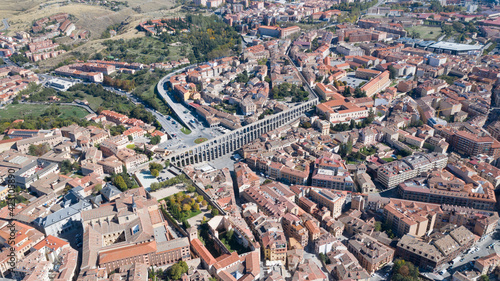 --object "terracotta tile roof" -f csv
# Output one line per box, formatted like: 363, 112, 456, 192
191, 238, 216, 266
33, 235, 68, 250
99, 241, 157, 264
